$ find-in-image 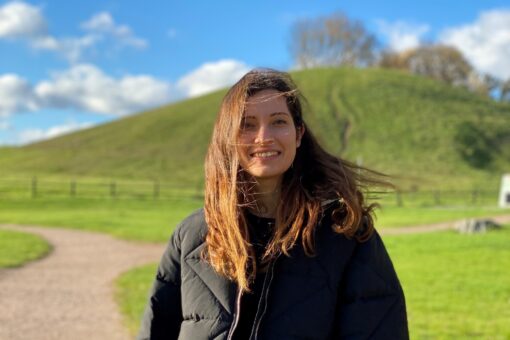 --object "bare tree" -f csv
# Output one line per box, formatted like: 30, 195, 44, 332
379, 45, 473, 86
379, 51, 407, 69
466, 73, 501, 96
500, 78, 510, 102
289, 12, 378, 69
379, 45, 510, 98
